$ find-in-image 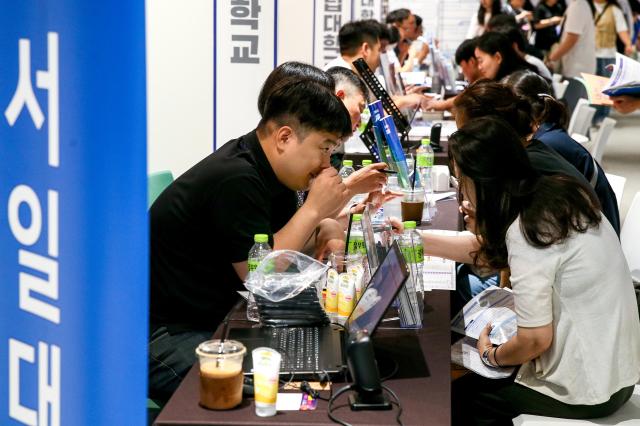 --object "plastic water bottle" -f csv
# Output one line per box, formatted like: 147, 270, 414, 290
347, 214, 366, 256
398, 221, 425, 326
416, 138, 435, 221
339, 159, 355, 180
247, 234, 272, 322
